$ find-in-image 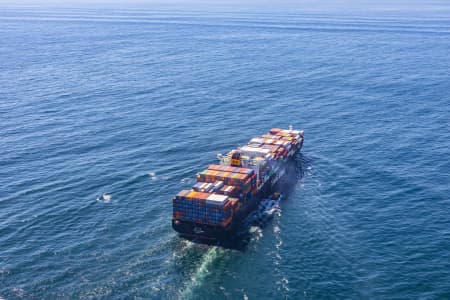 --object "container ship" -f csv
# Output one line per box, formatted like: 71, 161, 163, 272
172, 127, 304, 241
